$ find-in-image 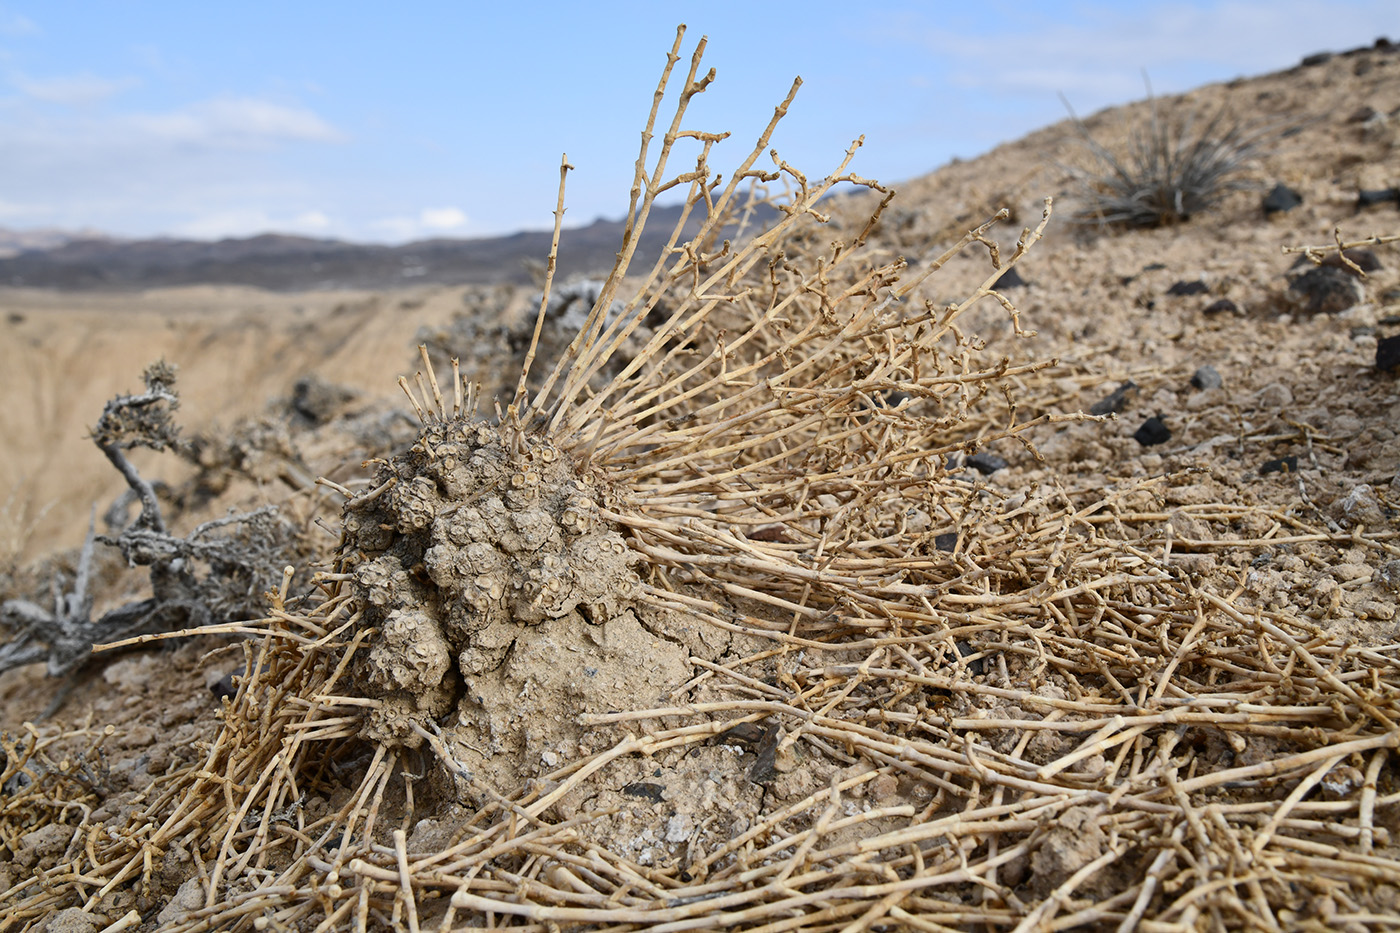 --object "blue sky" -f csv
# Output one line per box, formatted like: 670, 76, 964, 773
0, 1, 1394, 243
